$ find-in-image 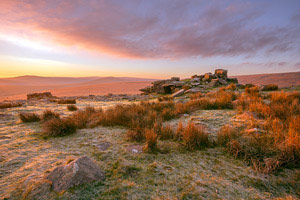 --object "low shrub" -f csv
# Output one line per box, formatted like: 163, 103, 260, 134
68, 106, 97, 129
57, 99, 76, 104
182, 122, 209, 150
42, 118, 77, 137
42, 110, 60, 121
19, 113, 40, 123
0, 102, 22, 109
67, 105, 78, 111
261, 84, 278, 91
